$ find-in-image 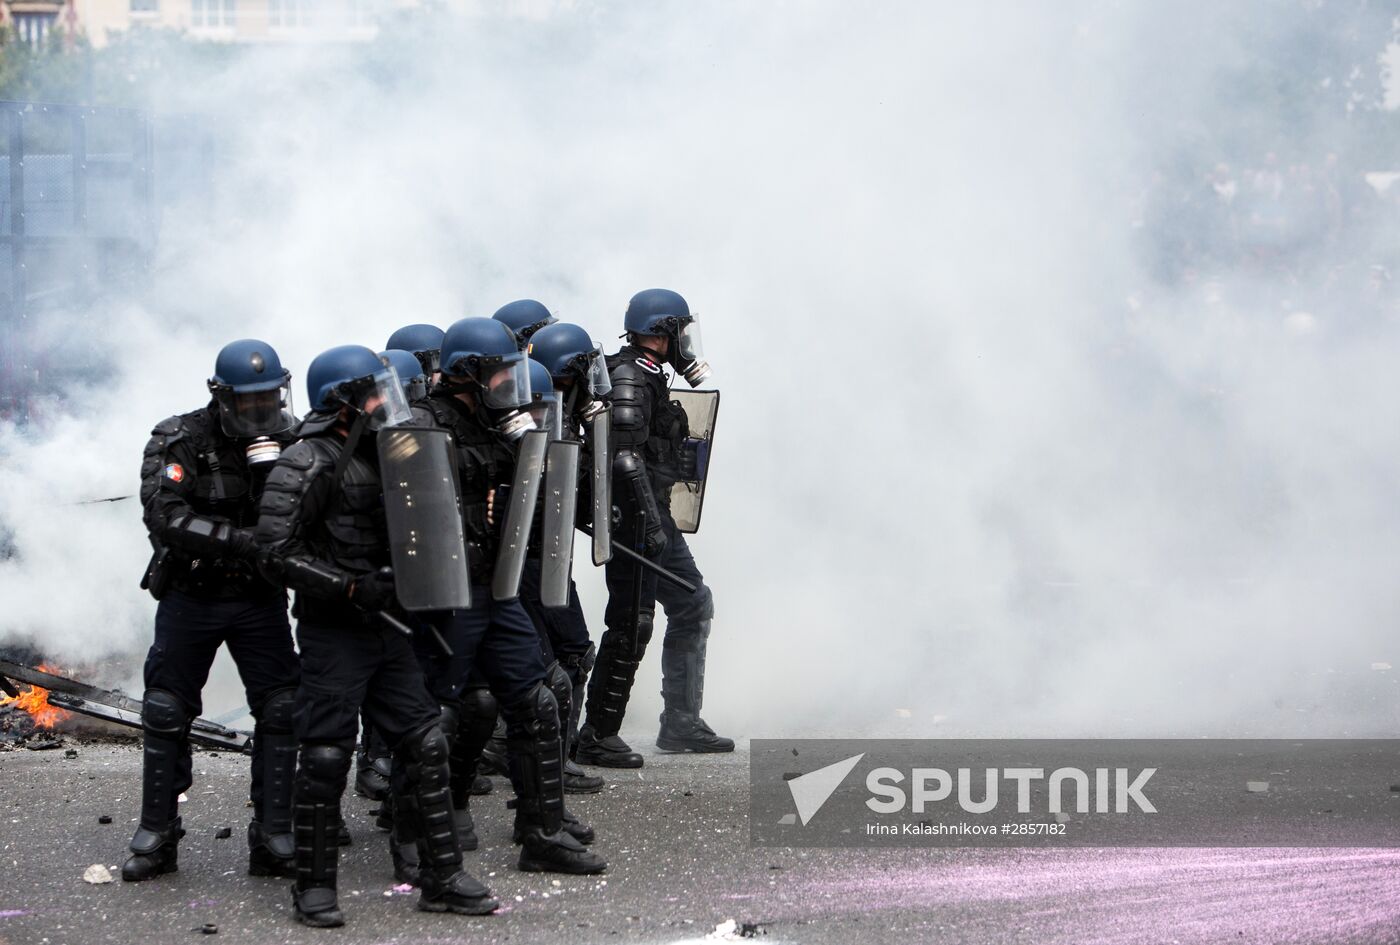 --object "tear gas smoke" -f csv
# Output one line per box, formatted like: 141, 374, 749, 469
1, 0, 1397, 738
